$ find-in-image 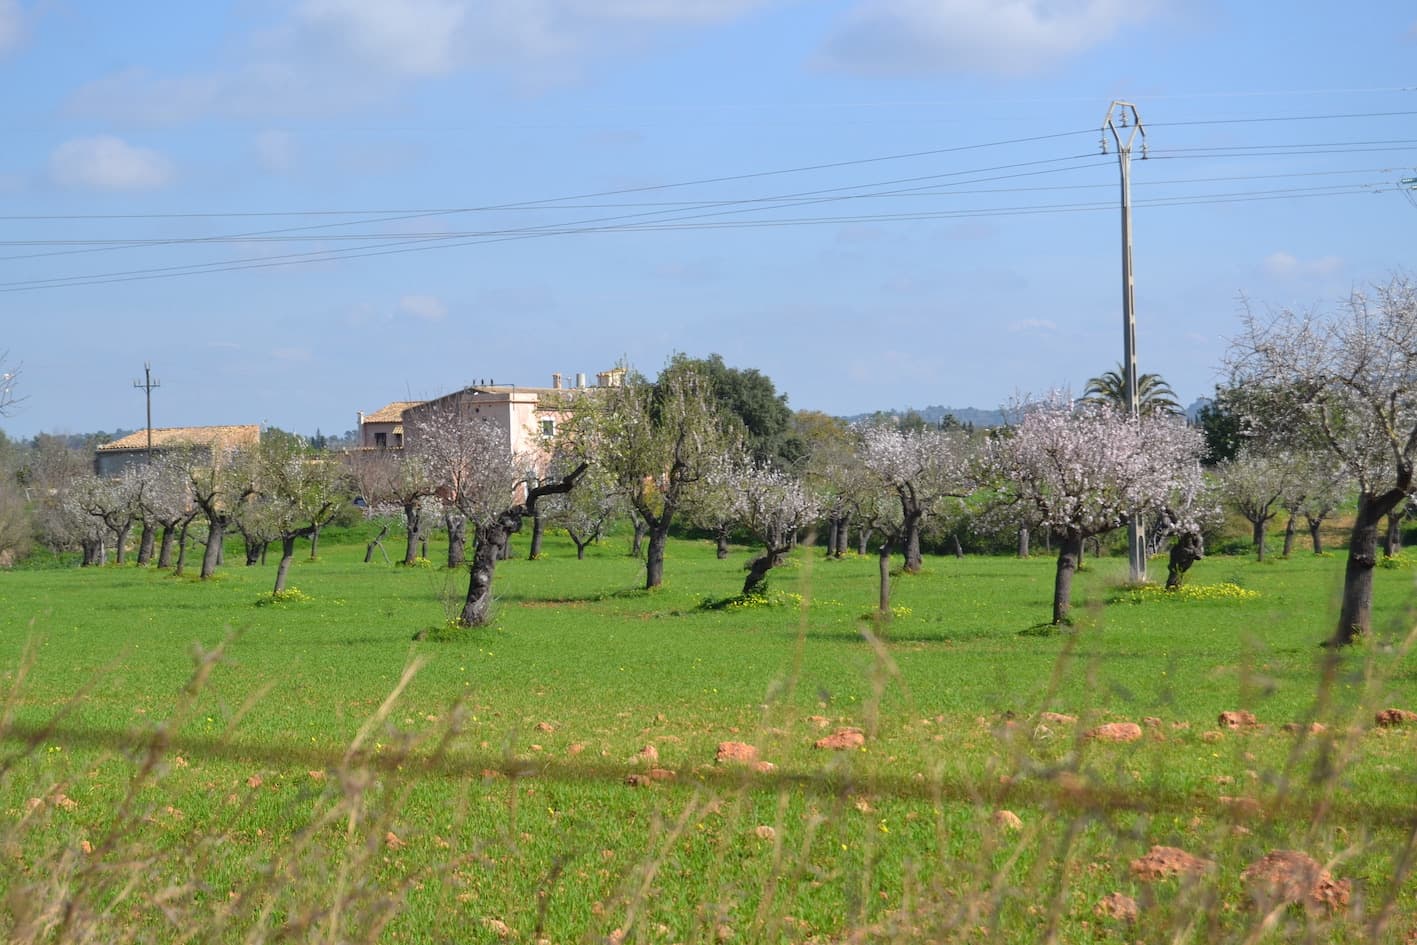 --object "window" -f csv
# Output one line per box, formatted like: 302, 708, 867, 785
374, 431, 388, 448
540, 418, 555, 438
